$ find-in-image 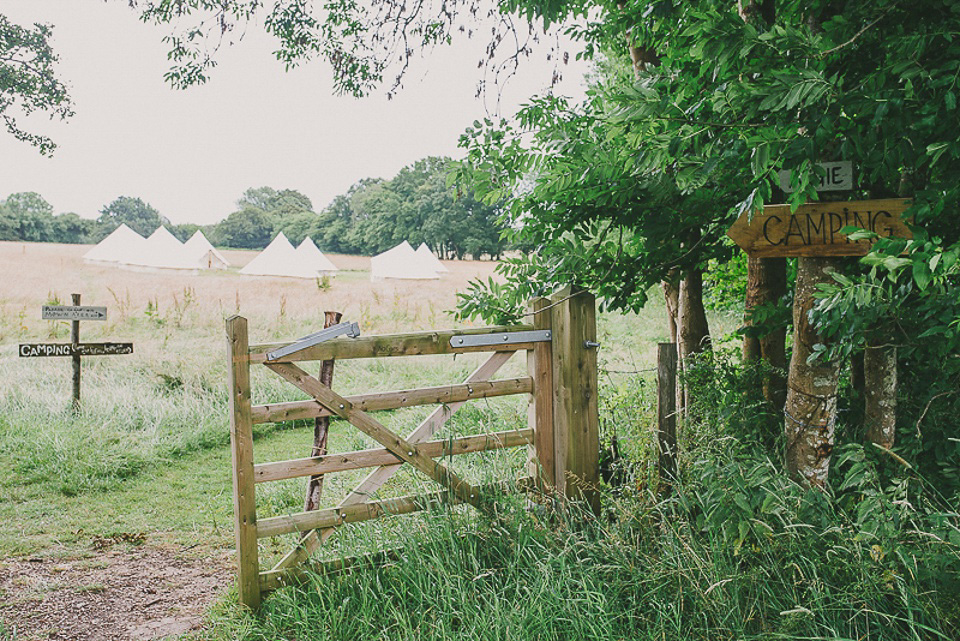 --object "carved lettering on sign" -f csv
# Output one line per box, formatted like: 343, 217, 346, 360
727, 199, 912, 258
